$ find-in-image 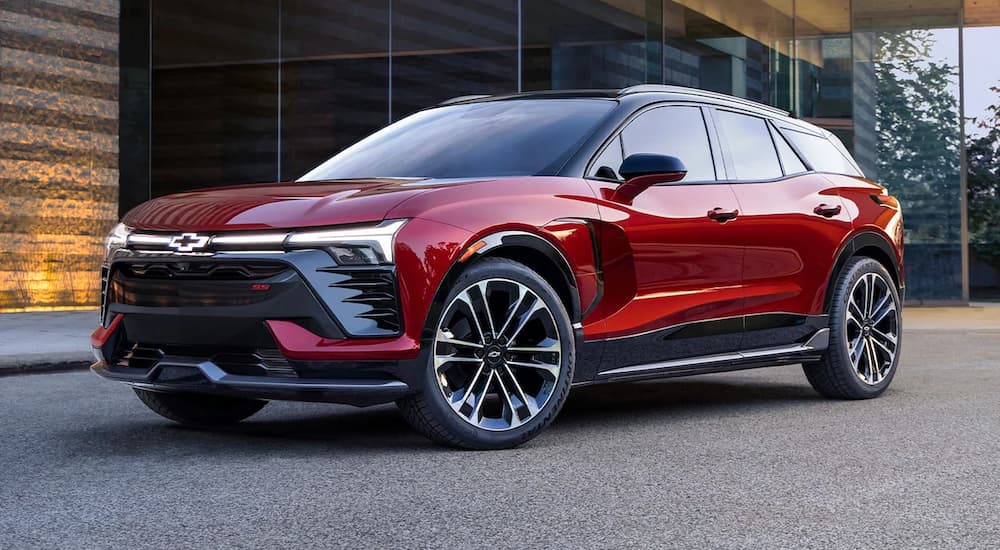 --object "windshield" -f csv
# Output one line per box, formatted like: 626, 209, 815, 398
298, 99, 615, 181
